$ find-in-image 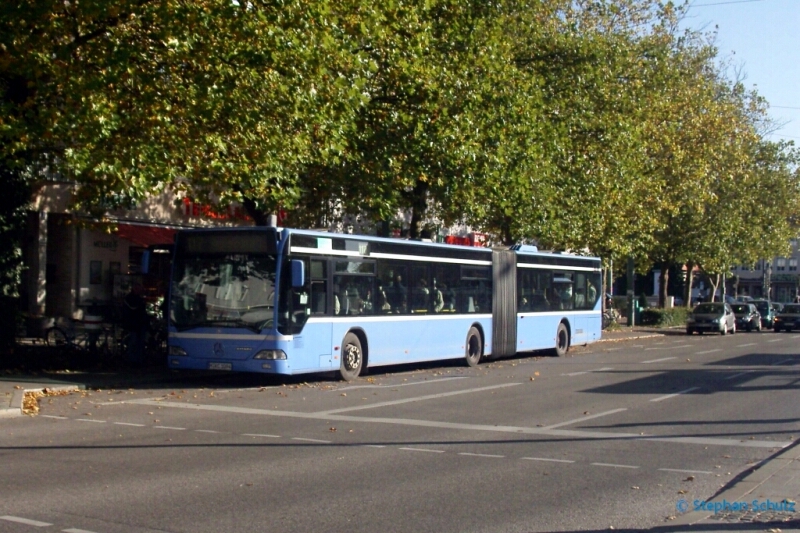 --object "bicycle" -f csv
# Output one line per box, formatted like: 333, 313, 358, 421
45, 317, 116, 361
